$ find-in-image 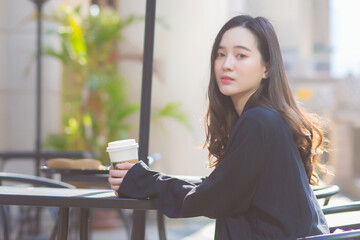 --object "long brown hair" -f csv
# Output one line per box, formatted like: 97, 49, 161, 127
204, 15, 325, 185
